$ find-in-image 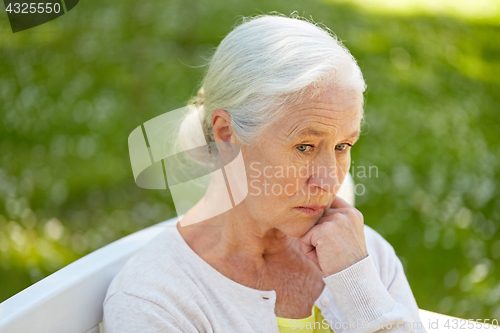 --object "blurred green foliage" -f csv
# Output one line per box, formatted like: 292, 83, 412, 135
1, 0, 499, 320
